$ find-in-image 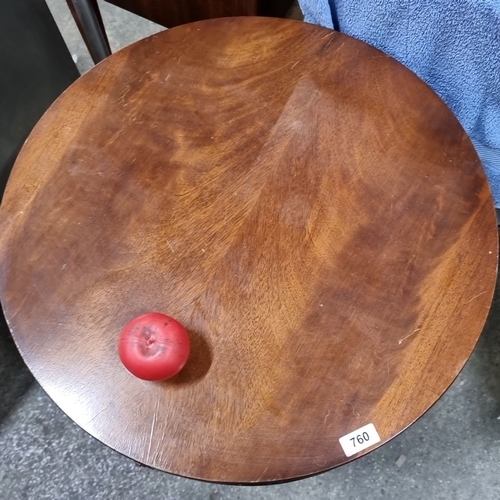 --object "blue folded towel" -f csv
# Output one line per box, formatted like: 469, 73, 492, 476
298, 0, 500, 207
